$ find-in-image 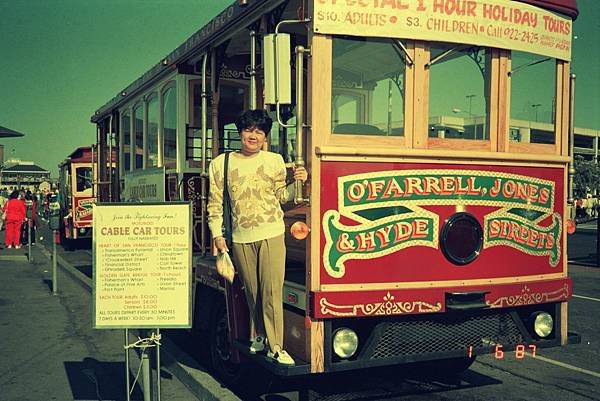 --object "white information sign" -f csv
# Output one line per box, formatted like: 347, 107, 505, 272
93, 203, 192, 329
